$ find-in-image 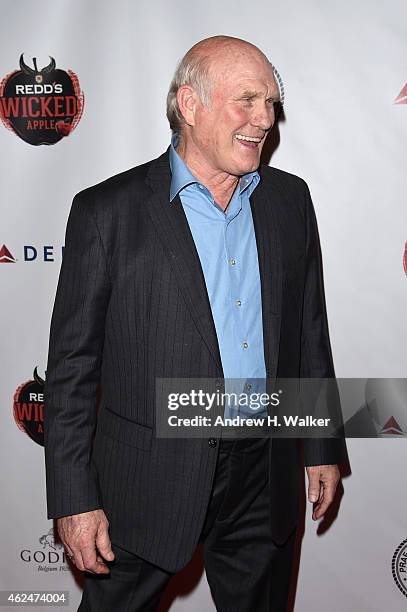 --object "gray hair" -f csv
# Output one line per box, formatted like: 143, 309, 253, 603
166, 52, 213, 134
166, 36, 283, 133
